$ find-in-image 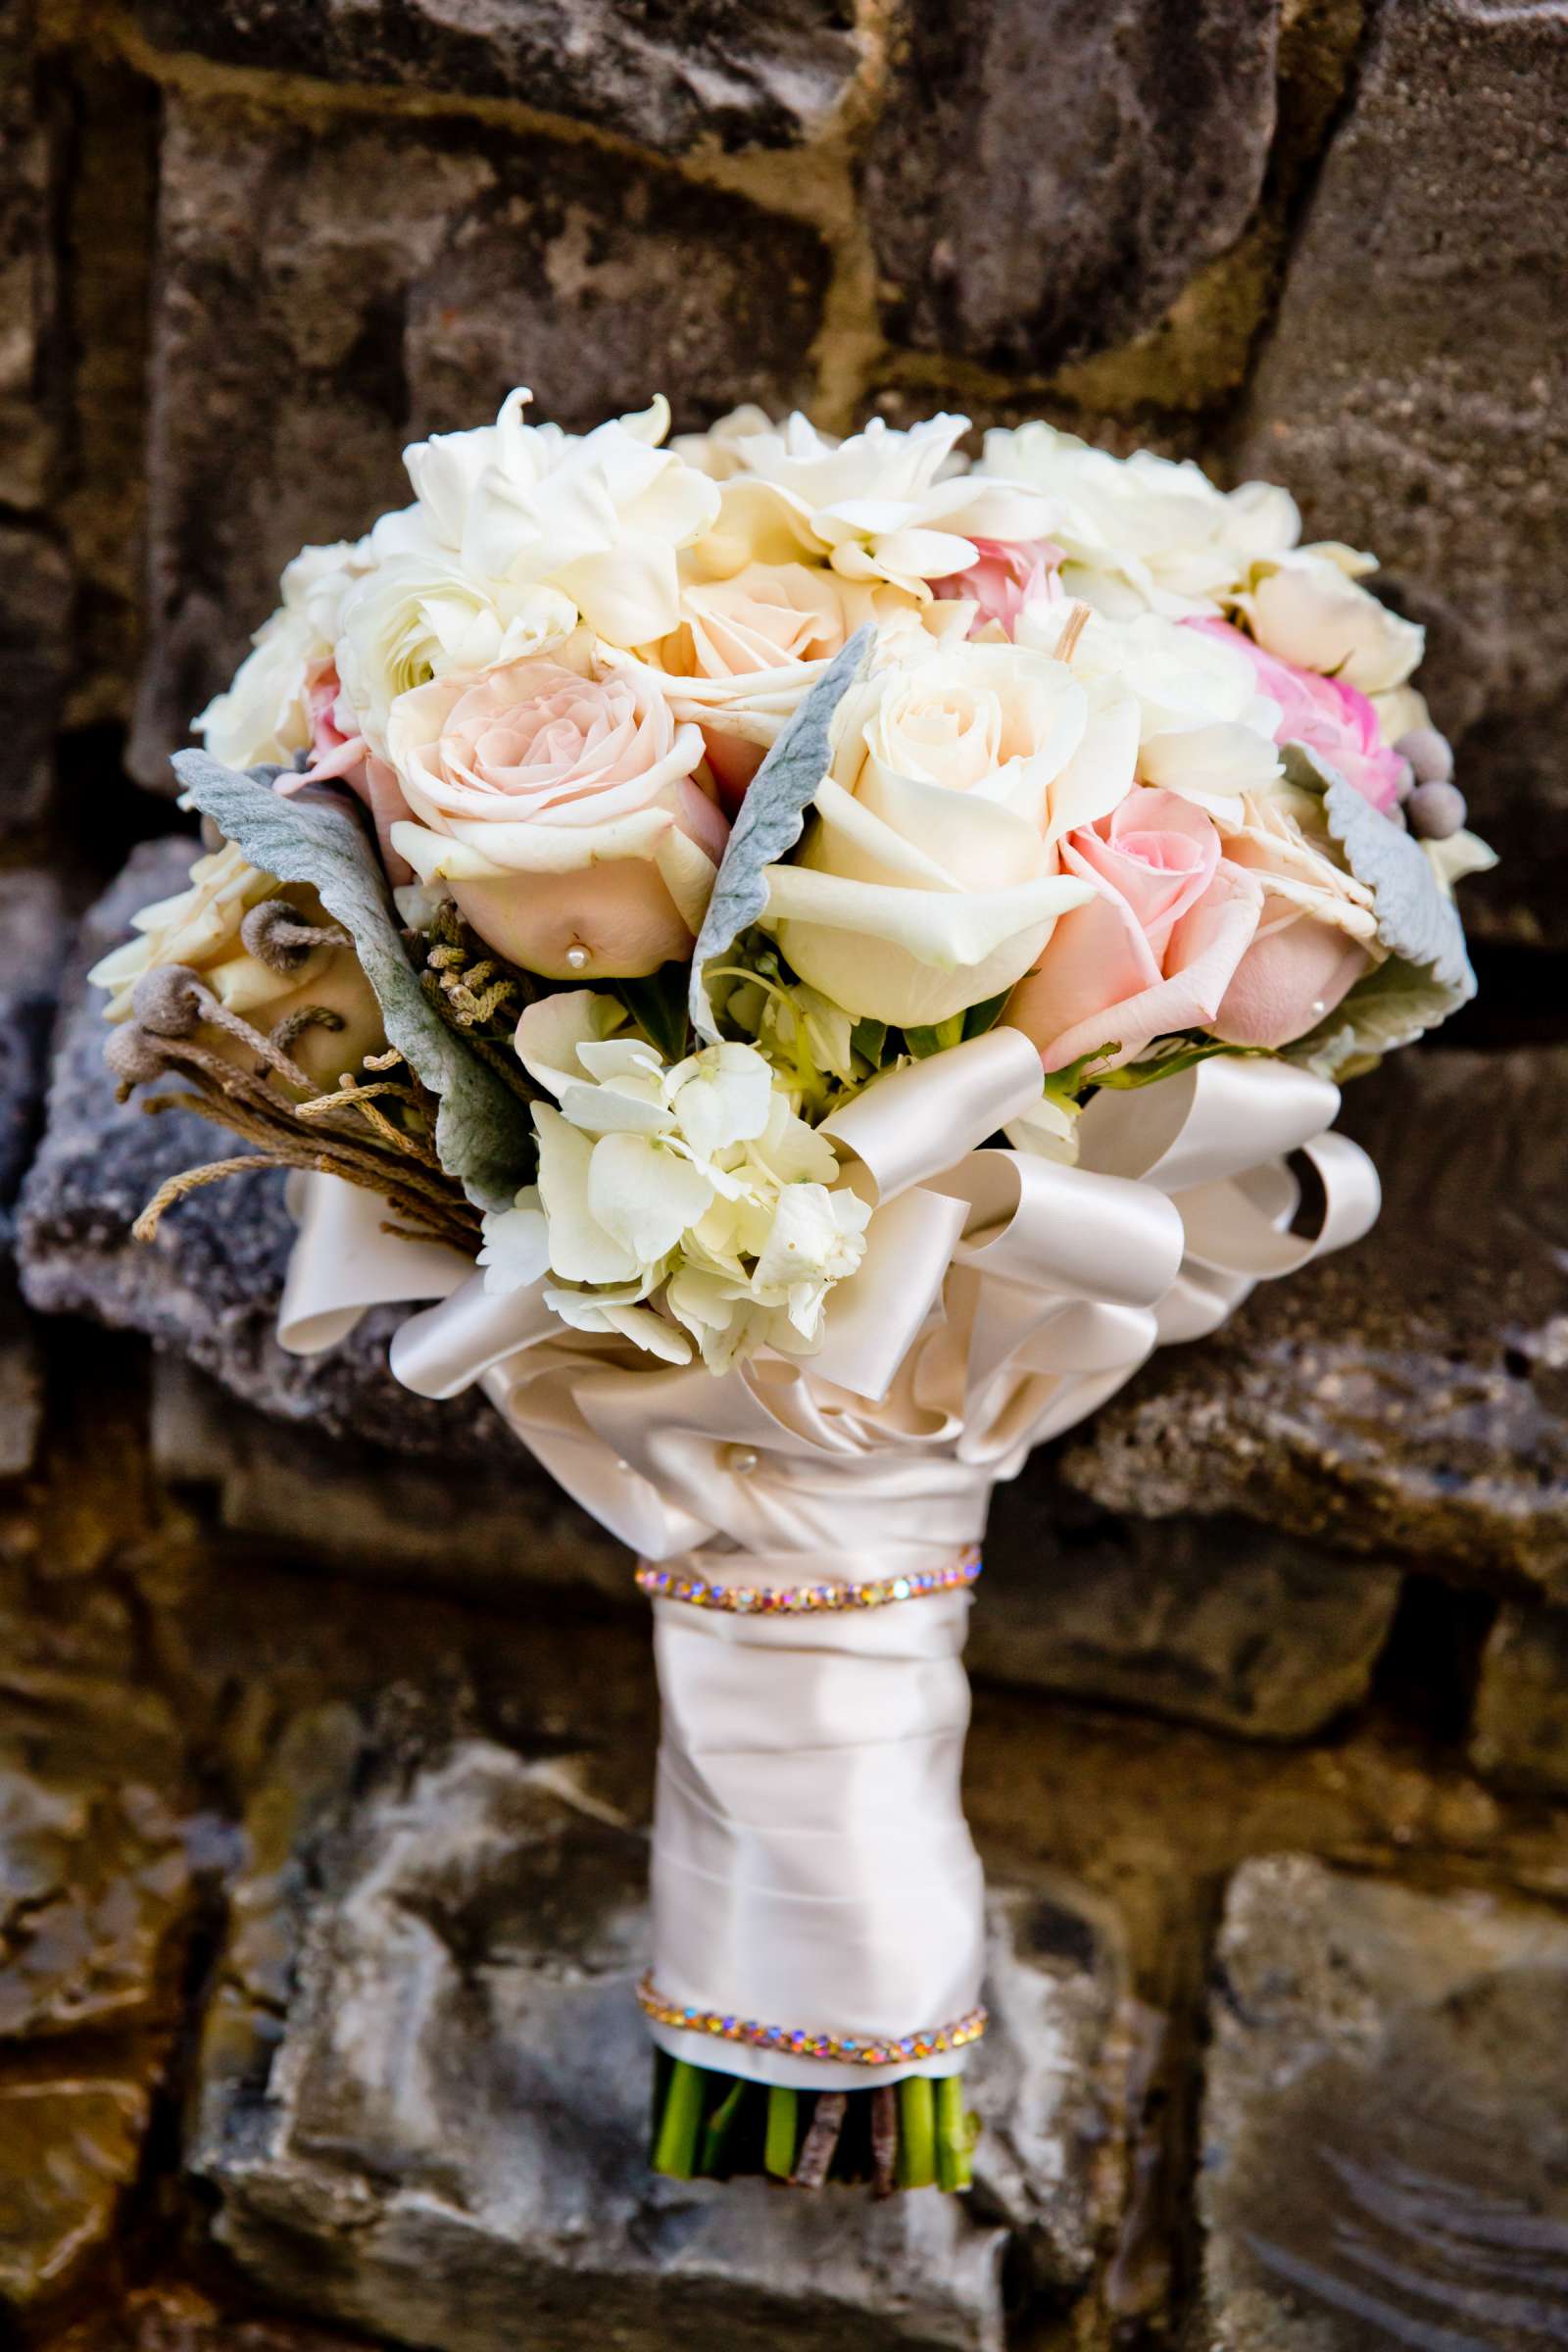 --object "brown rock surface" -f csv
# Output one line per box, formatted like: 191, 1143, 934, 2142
1196, 1855, 1568, 2349
129, 95, 827, 785
131, 0, 861, 156
863, 0, 1279, 370
977, 1493, 1400, 1740
1233, 0, 1568, 950
0, 521, 73, 832
1468, 1605, 1568, 1802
